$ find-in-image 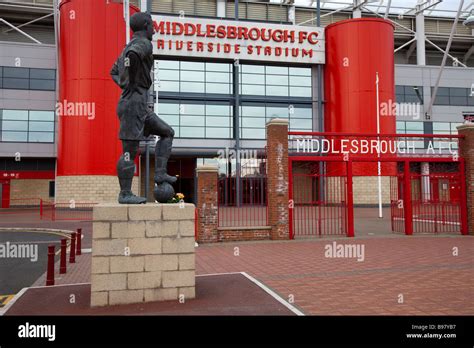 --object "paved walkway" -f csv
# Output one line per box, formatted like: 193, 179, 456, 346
17, 234, 474, 316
